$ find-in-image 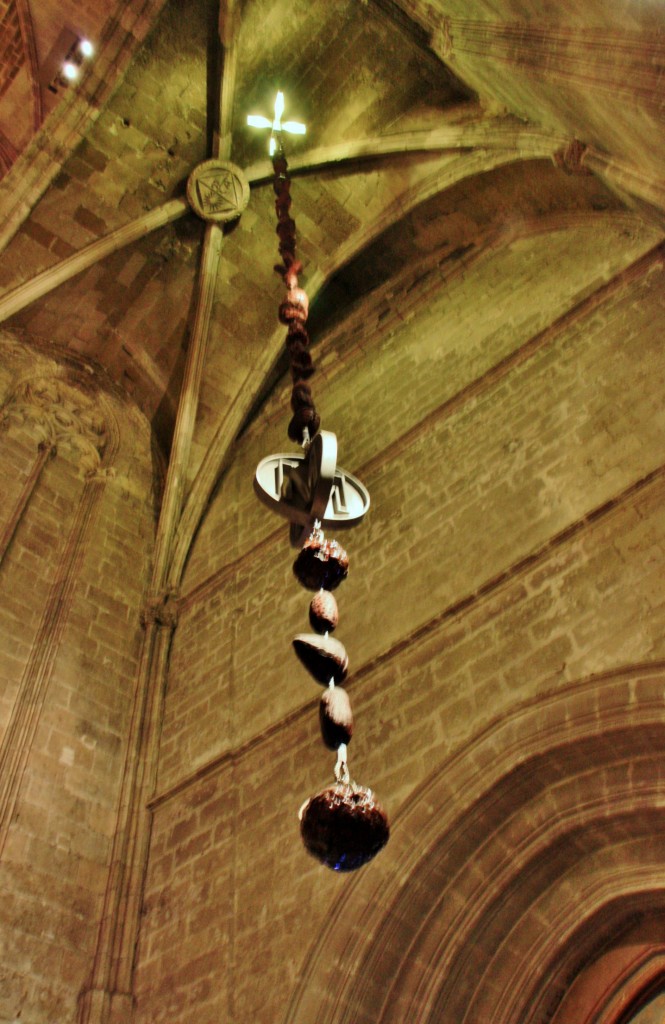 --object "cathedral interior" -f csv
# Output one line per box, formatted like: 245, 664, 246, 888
0, 0, 665, 1022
